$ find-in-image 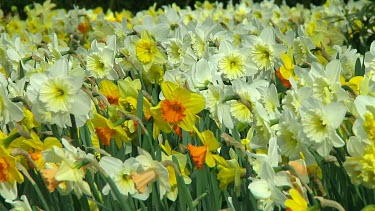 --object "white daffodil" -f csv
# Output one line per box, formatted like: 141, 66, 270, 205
295, 59, 348, 104
259, 84, 281, 120
351, 96, 375, 146
299, 97, 346, 156
0, 73, 23, 129
247, 27, 285, 74
99, 156, 147, 200
229, 79, 266, 124
165, 38, 186, 66
5, 34, 30, 79
201, 83, 236, 129
250, 102, 278, 149
277, 108, 316, 165
132, 147, 170, 200
26, 58, 91, 127
42, 138, 94, 198
215, 41, 257, 80
86, 36, 118, 80
247, 159, 290, 211
191, 58, 214, 88
282, 86, 313, 116
333, 45, 361, 80
47, 33, 70, 61
8, 195, 33, 211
